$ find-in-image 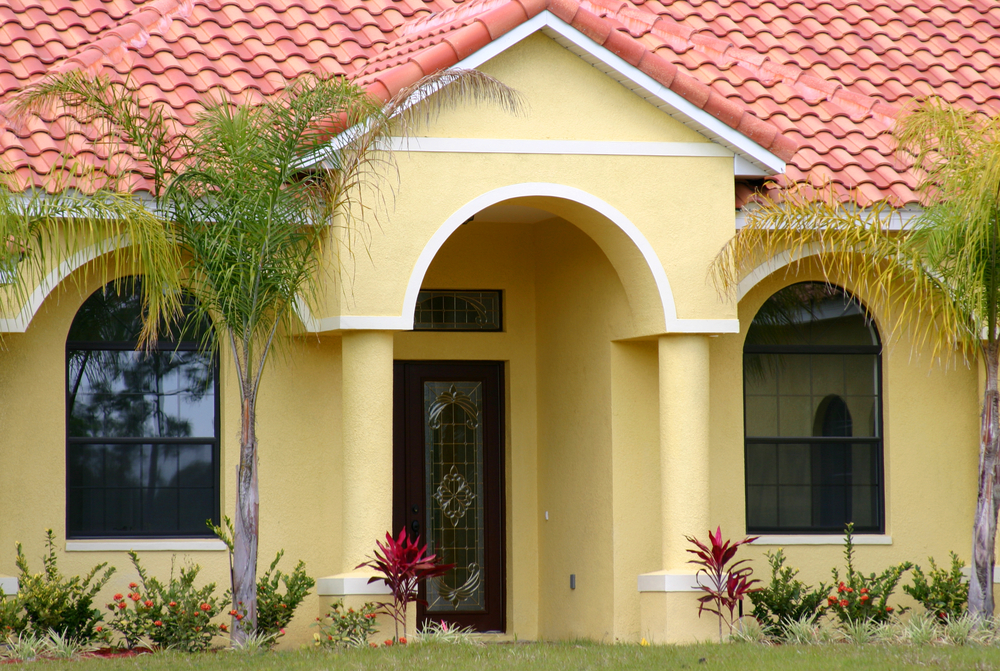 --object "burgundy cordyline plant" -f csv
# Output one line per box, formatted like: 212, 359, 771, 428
357, 529, 454, 641
686, 526, 760, 642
